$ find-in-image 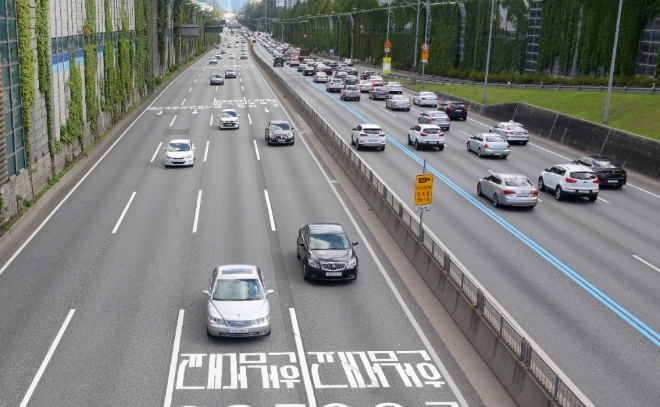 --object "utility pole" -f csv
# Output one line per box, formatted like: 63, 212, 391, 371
482, 0, 495, 103
386, 1, 391, 43
604, 0, 623, 124
413, 0, 421, 78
